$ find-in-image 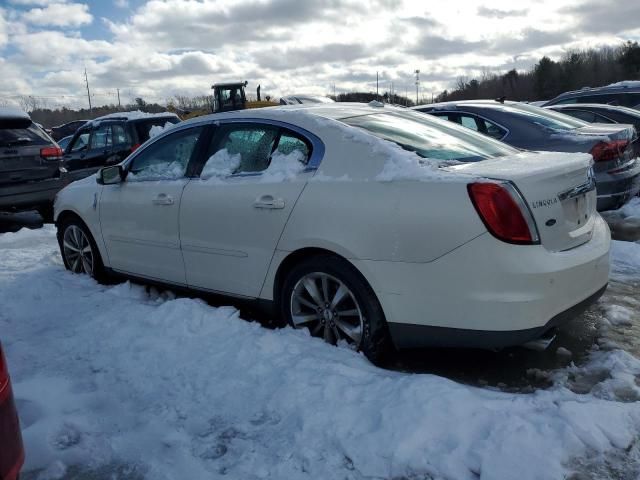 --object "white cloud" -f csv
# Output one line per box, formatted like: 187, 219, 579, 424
22, 2, 93, 27
0, 9, 8, 49
1, 0, 638, 108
